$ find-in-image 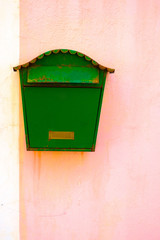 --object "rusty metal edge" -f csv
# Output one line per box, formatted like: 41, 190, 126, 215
13, 49, 115, 73
27, 147, 95, 152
